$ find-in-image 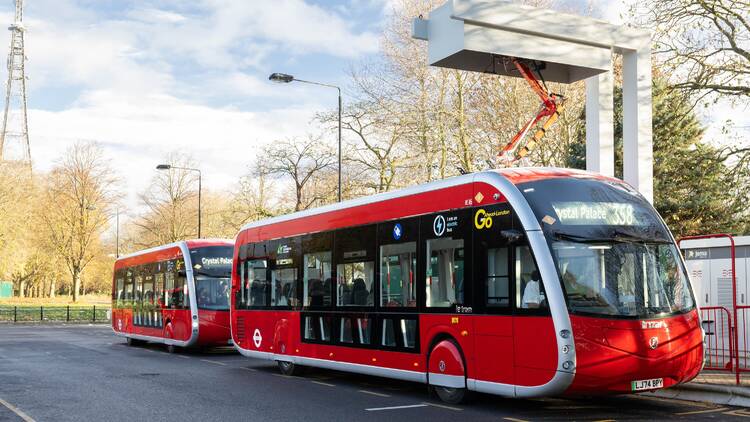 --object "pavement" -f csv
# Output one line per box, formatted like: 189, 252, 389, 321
1, 324, 750, 421
645, 371, 750, 408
